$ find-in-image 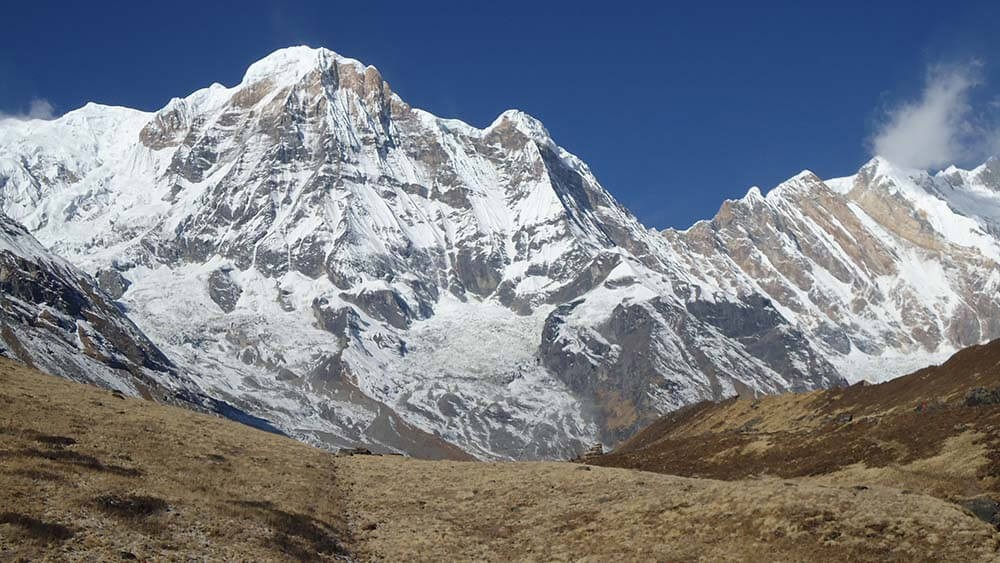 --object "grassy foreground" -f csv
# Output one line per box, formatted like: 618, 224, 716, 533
1, 357, 998, 561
